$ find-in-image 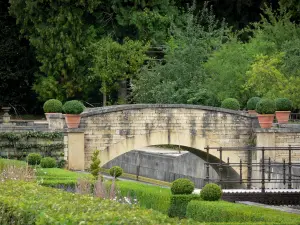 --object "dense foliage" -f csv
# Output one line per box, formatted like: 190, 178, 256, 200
109, 166, 123, 178
247, 97, 261, 110
170, 178, 194, 195
200, 183, 222, 201
3, 0, 300, 112
275, 98, 292, 111
0, 181, 188, 224
62, 100, 85, 114
256, 99, 276, 114
186, 200, 300, 223
221, 98, 240, 110
43, 99, 63, 113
